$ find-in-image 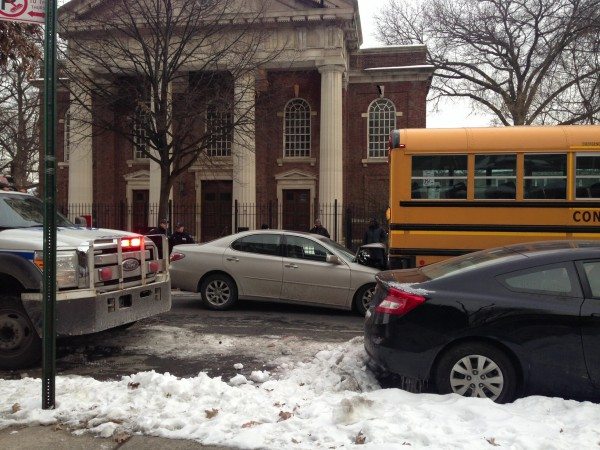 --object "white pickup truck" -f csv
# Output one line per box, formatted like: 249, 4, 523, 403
0, 191, 171, 369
